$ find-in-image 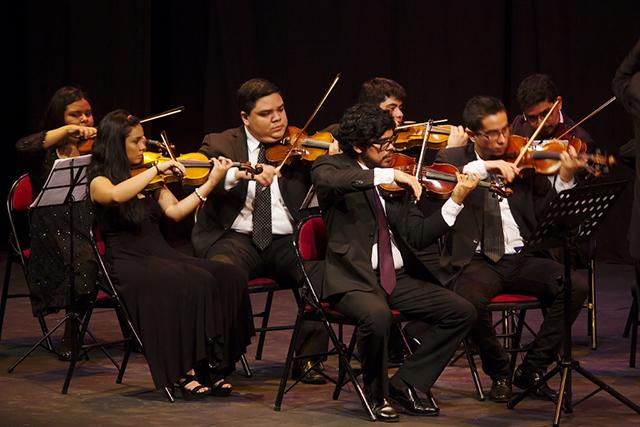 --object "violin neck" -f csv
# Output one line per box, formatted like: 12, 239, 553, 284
178, 159, 211, 167
301, 138, 332, 149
